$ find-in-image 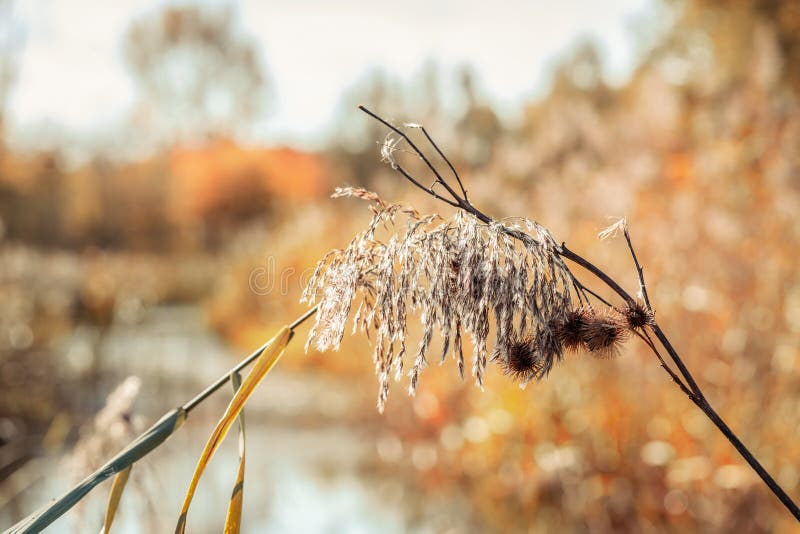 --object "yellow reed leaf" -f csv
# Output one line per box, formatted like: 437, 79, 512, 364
102, 464, 132, 534
175, 326, 291, 533
223, 371, 246, 534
